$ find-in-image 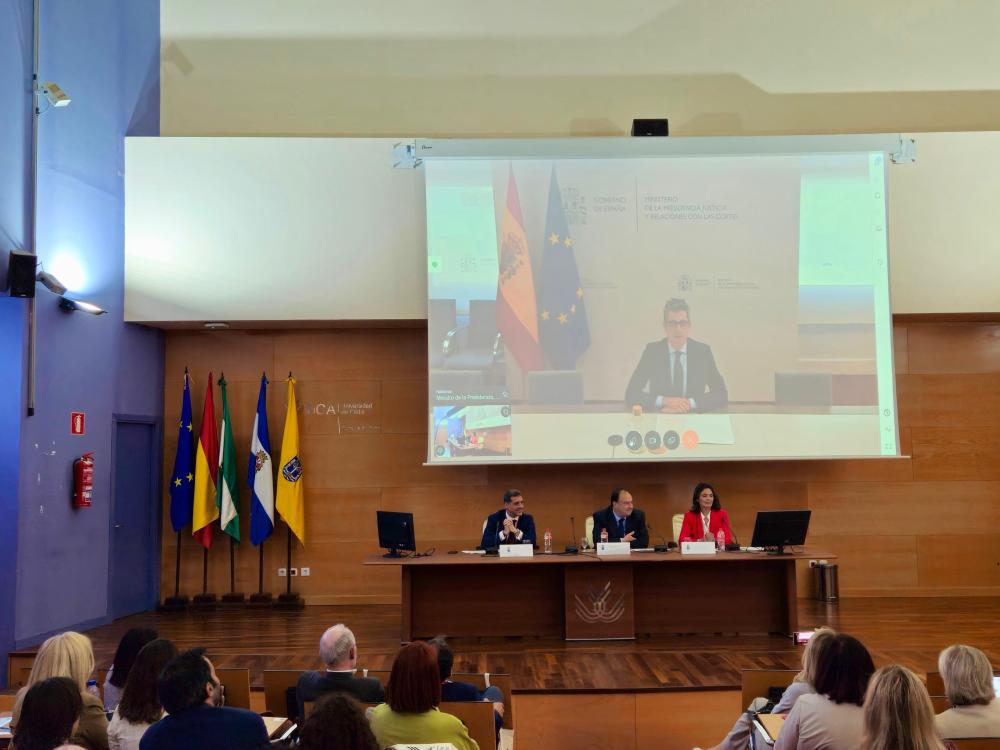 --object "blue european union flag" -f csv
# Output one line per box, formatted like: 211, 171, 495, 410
538, 168, 590, 369
168, 372, 195, 532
